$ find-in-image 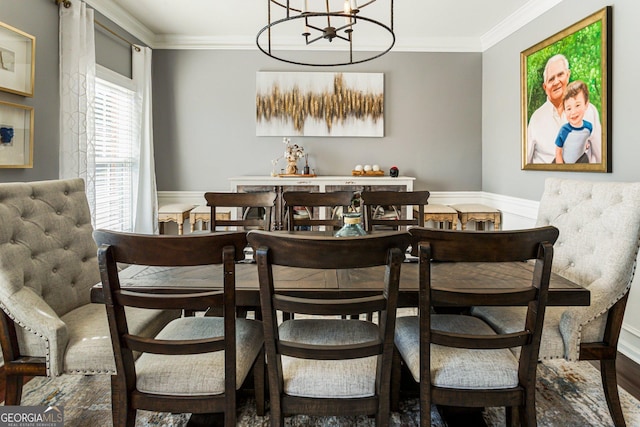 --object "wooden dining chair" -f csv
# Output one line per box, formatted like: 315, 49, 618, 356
393, 226, 559, 427
94, 230, 265, 427
360, 190, 430, 231
283, 190, 354, 231
204, 191, 277, 231
247, 230, 411, 427
471, 178, 640, 427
